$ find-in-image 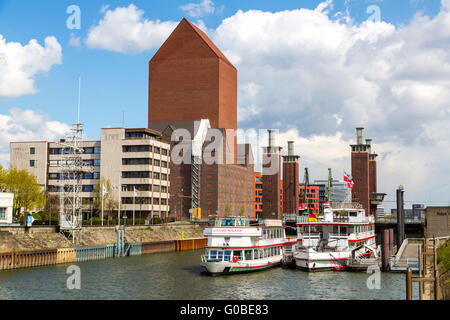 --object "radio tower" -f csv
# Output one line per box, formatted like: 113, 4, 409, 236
58, 77, 89, 244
